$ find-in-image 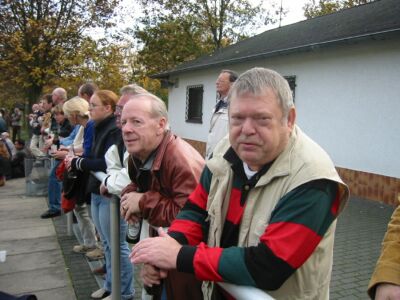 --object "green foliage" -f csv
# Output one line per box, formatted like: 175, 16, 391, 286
134, 0, 280, 76
135, 17, 214, 75
303, 0, 375, 18
0, 0, 120, 107
53, 38, 133, 96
